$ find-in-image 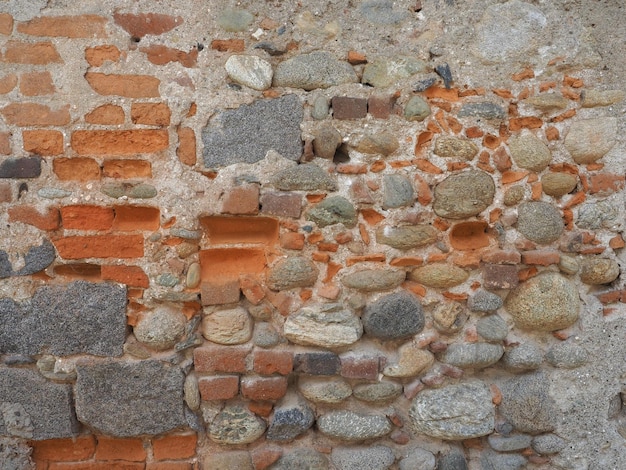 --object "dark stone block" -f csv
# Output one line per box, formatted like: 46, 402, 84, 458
332, 96, 367, 120
482, 264, 519, 290
294, 352, 340, 375
15, 239, 56, 276
0, 157, 41, 179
